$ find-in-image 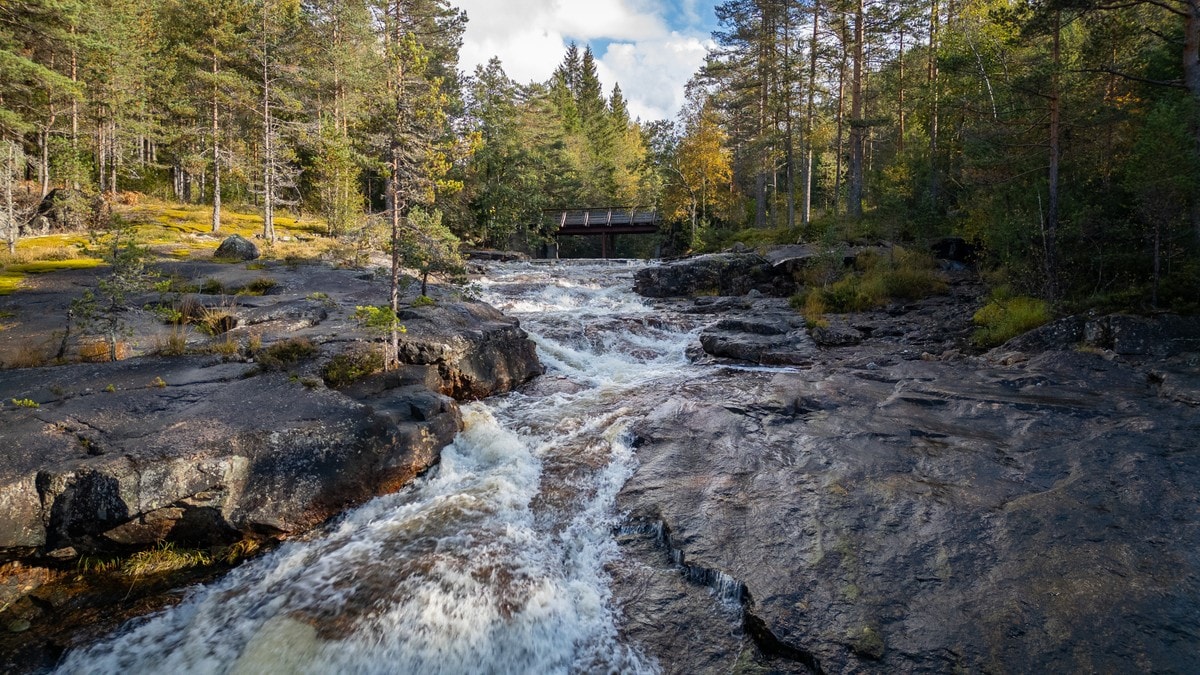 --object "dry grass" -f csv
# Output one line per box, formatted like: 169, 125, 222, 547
3, 343, 52, 369
78, 339, 128, 362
